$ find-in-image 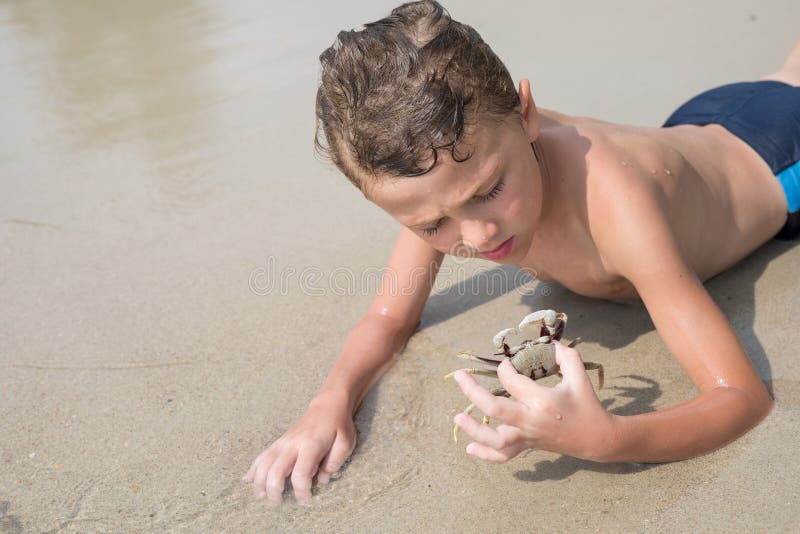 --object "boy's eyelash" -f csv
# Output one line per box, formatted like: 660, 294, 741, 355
421, 220, 442, 236
474, 177, 505, 203
420, 178, 505, 236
